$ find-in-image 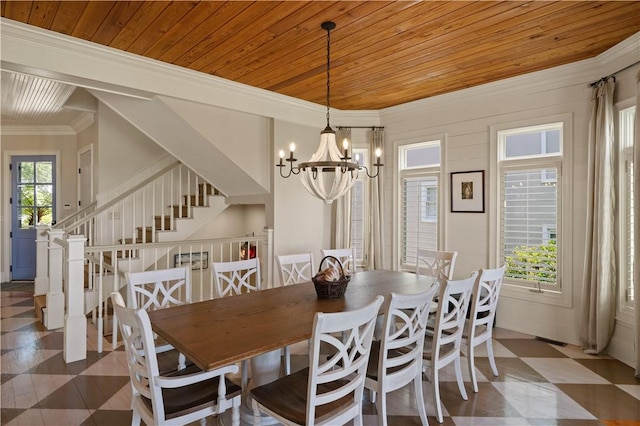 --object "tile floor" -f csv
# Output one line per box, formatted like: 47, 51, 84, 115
2, 289, 640, 426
